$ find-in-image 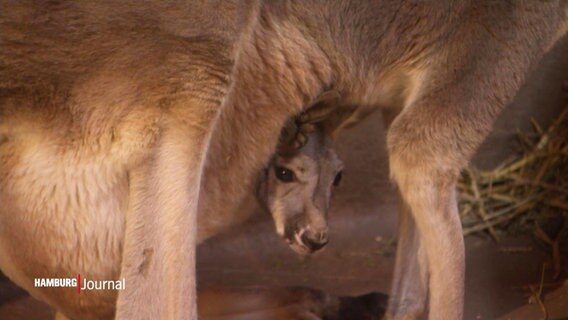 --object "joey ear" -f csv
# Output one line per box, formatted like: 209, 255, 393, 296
312, 90, 341, 106
278, 90, 342, 154
280, 118, 299, 146
320, 107, 359, 140
278, 119, 307, 156
255, 165, 270, 208
298, 90, 341, 125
